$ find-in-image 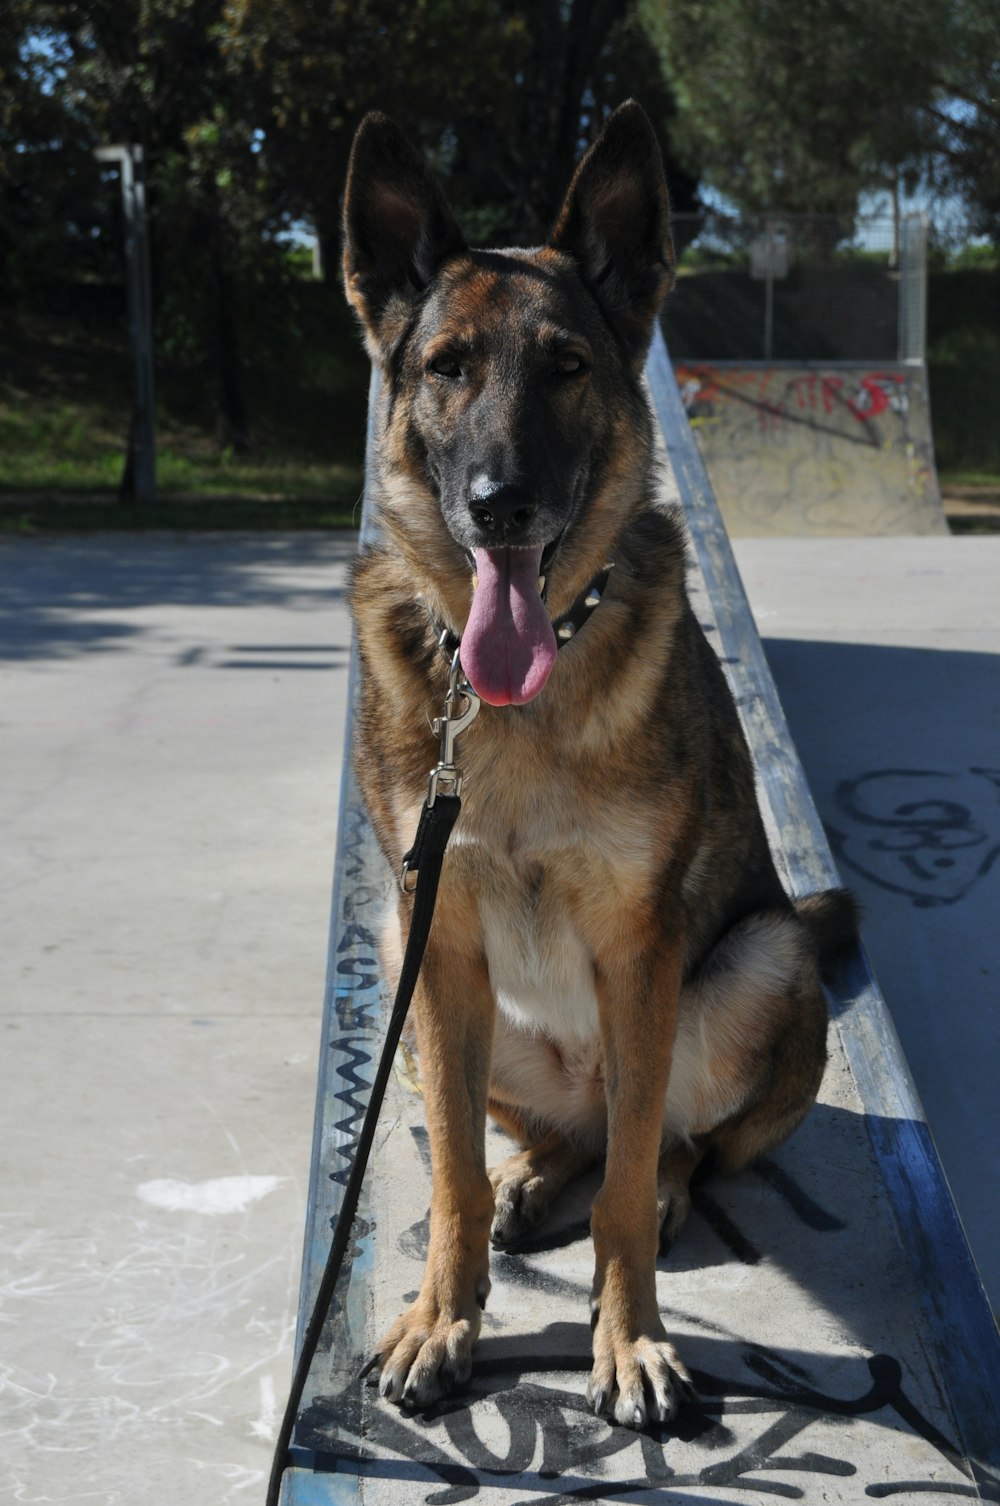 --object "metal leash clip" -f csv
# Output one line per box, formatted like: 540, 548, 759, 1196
429, 646, 480, 804
399, 647, 480, 892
